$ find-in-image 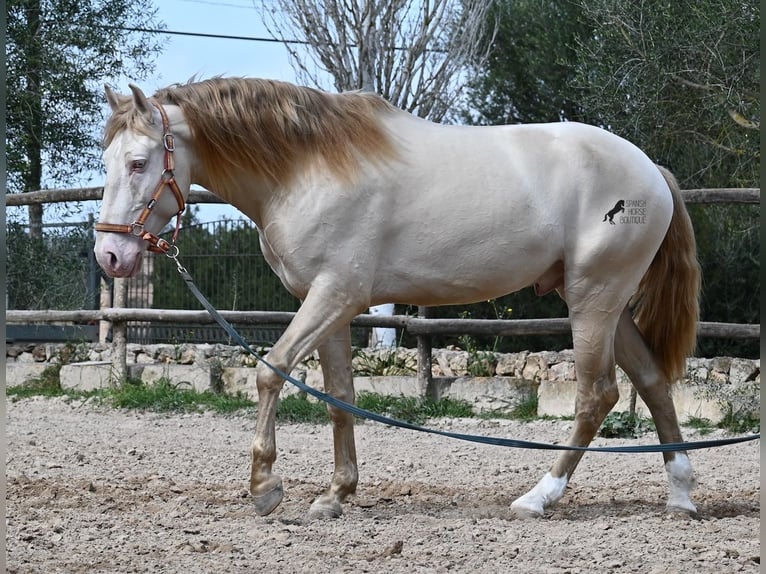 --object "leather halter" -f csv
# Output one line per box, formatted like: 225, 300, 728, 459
95, 101, 185, 255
